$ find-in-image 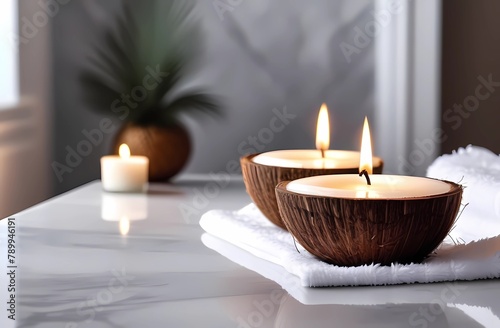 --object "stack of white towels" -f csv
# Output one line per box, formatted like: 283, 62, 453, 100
427, 145, 500, 243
